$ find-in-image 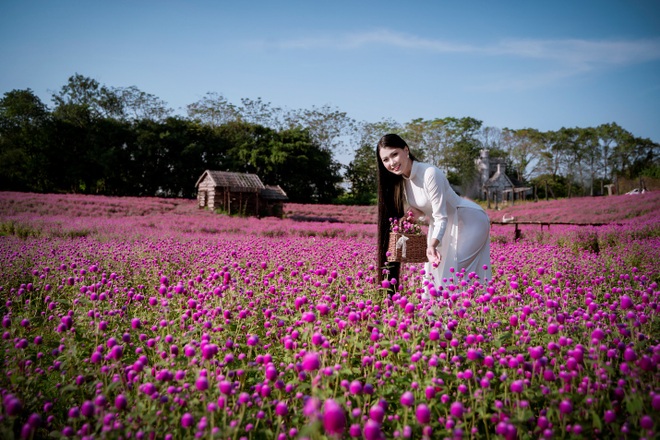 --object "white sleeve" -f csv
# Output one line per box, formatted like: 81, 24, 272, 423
425, 167, 449, 243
